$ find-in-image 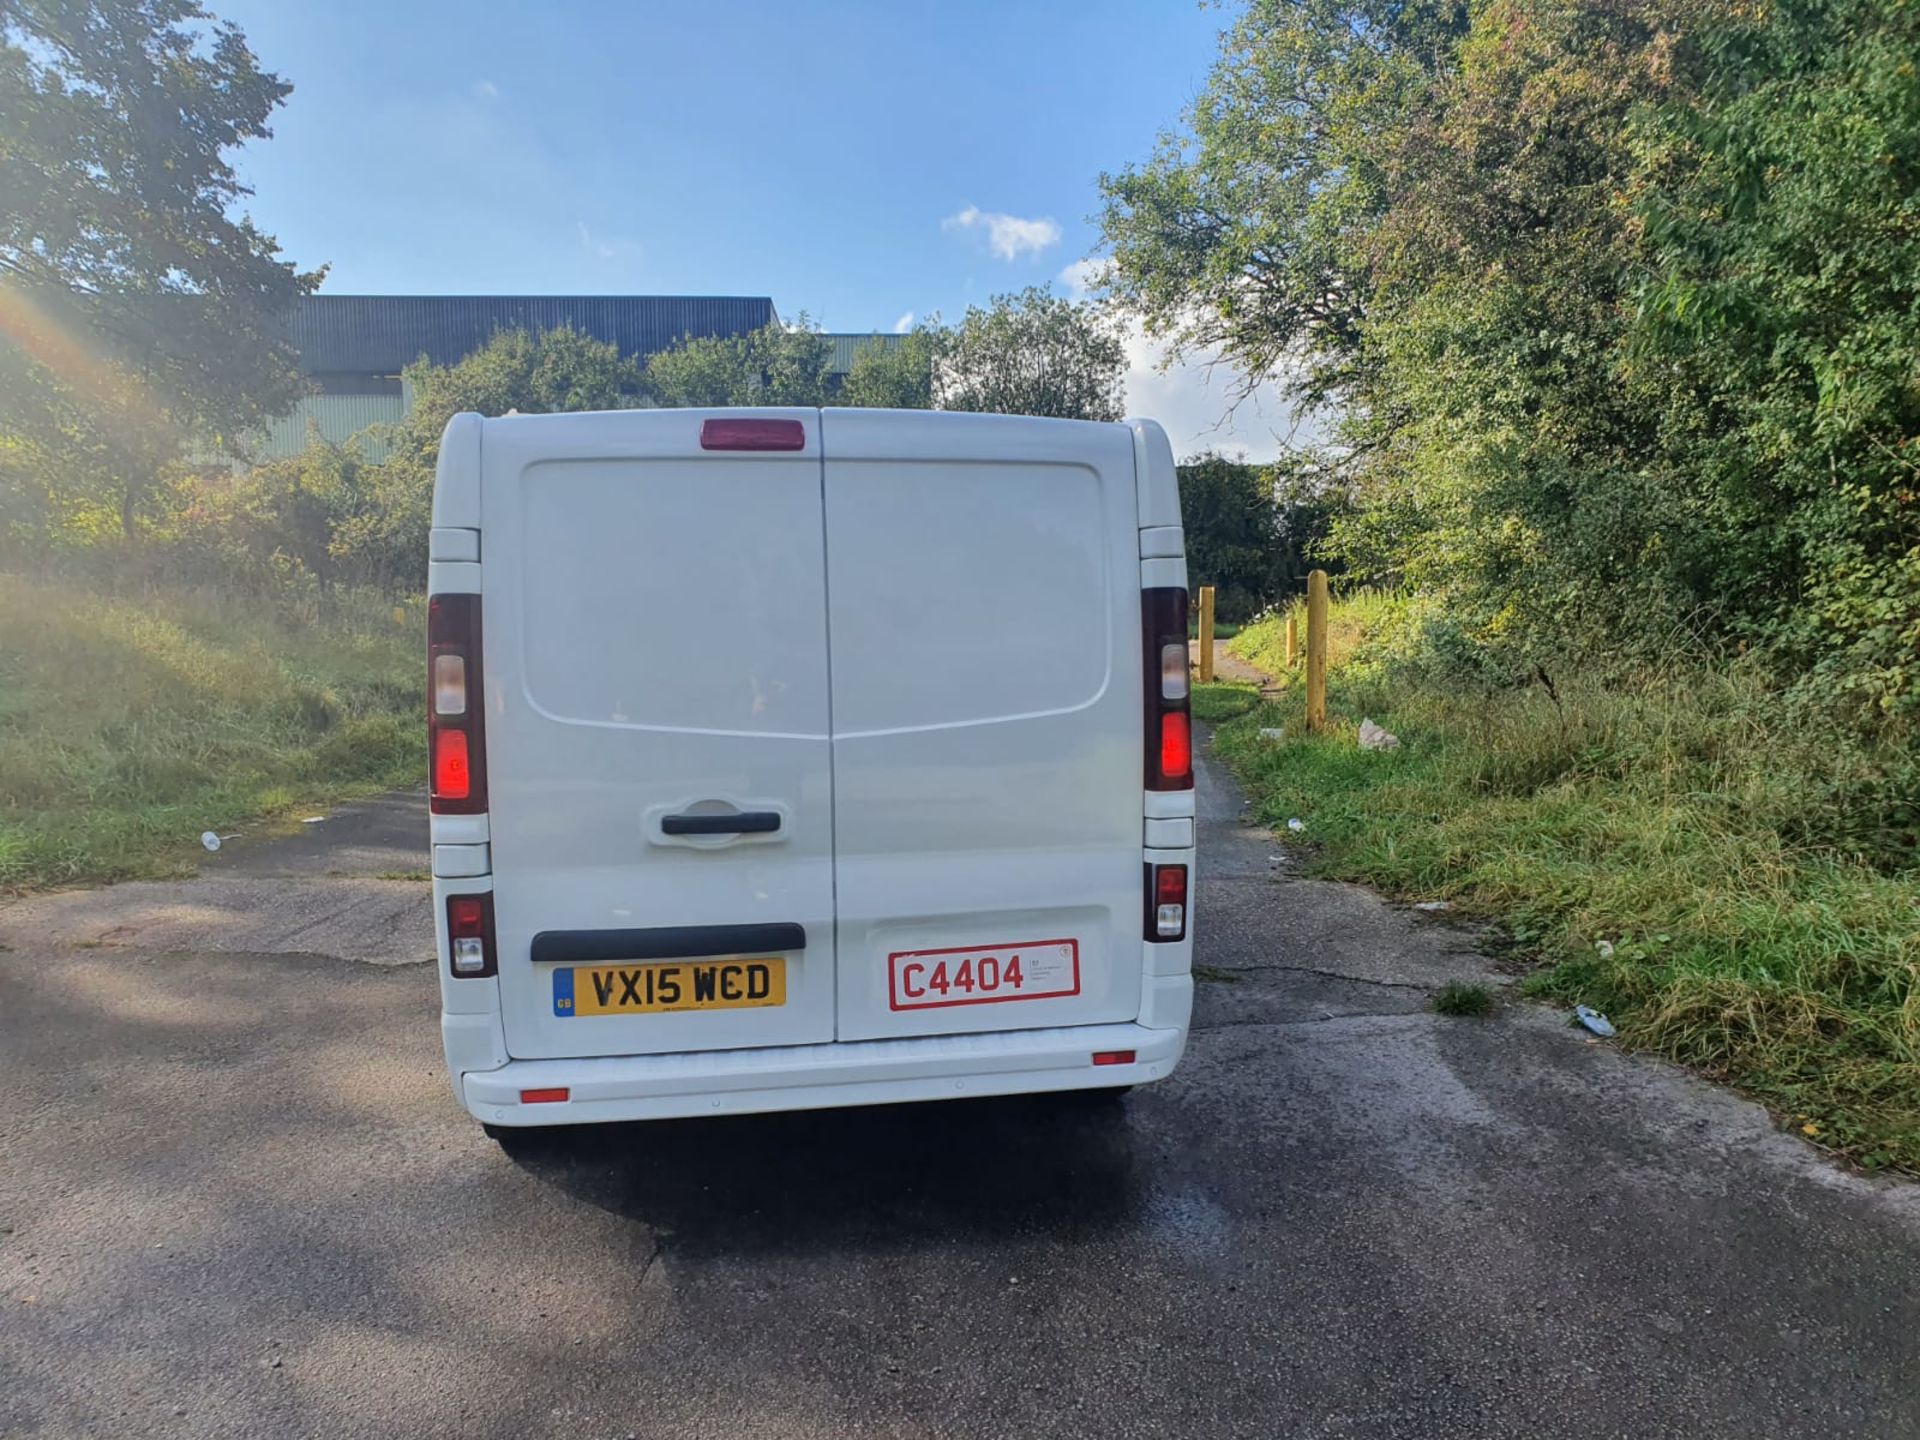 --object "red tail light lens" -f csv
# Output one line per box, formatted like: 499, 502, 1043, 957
433, 729, 471, 799
1147, 863, 1188, 942
445, 892, 496, 978
699, 417, 807, 451
1143, 588, 1193, 790
428, 593, 487, 814
1160, 712, 1191, 781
